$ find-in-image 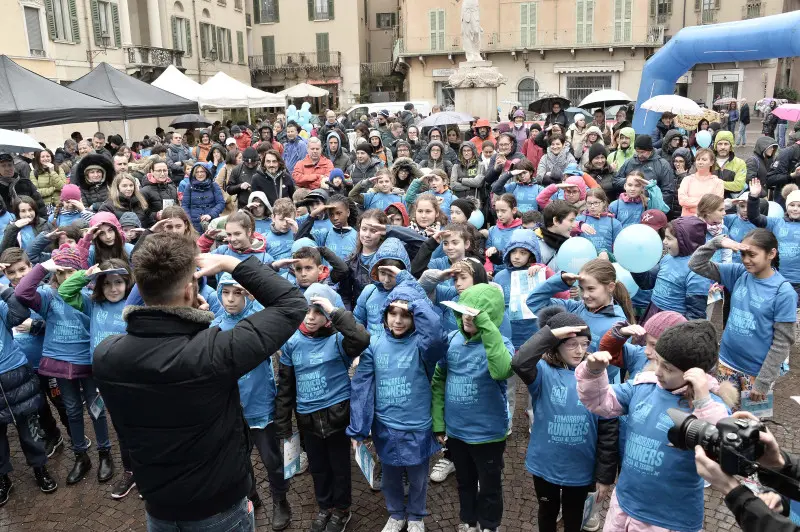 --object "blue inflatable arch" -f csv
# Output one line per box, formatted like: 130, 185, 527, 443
633, 11, 800, 136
